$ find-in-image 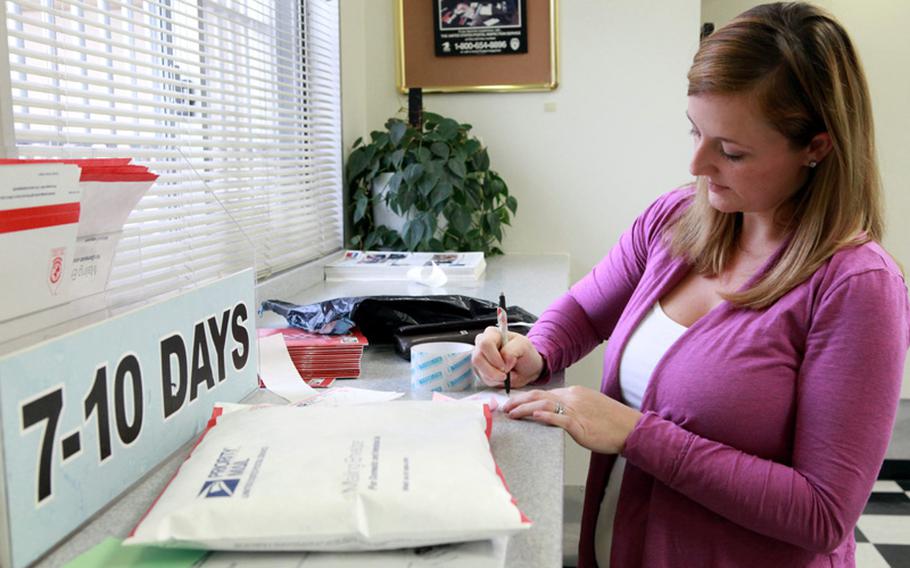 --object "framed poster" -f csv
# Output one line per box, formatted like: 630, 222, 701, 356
433, 0, 528, 57
396, 0, 559, 93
